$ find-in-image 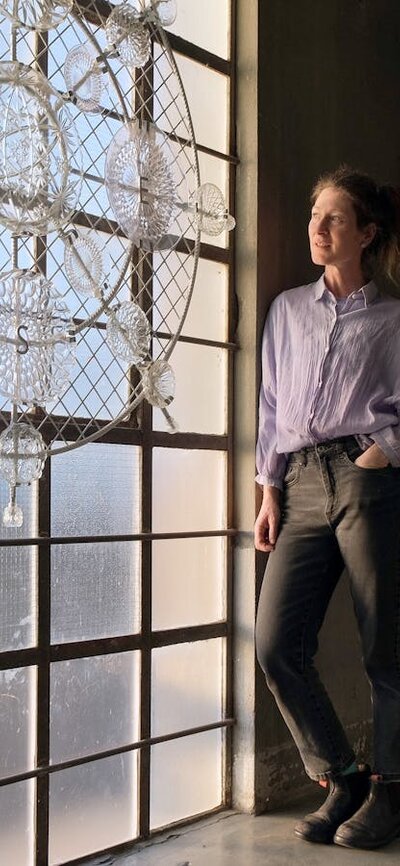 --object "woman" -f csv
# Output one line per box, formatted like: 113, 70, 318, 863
255, 166, 400, 850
